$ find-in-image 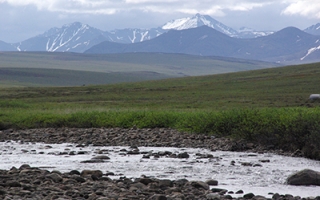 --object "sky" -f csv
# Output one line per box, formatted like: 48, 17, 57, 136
0, 0, 320, 43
